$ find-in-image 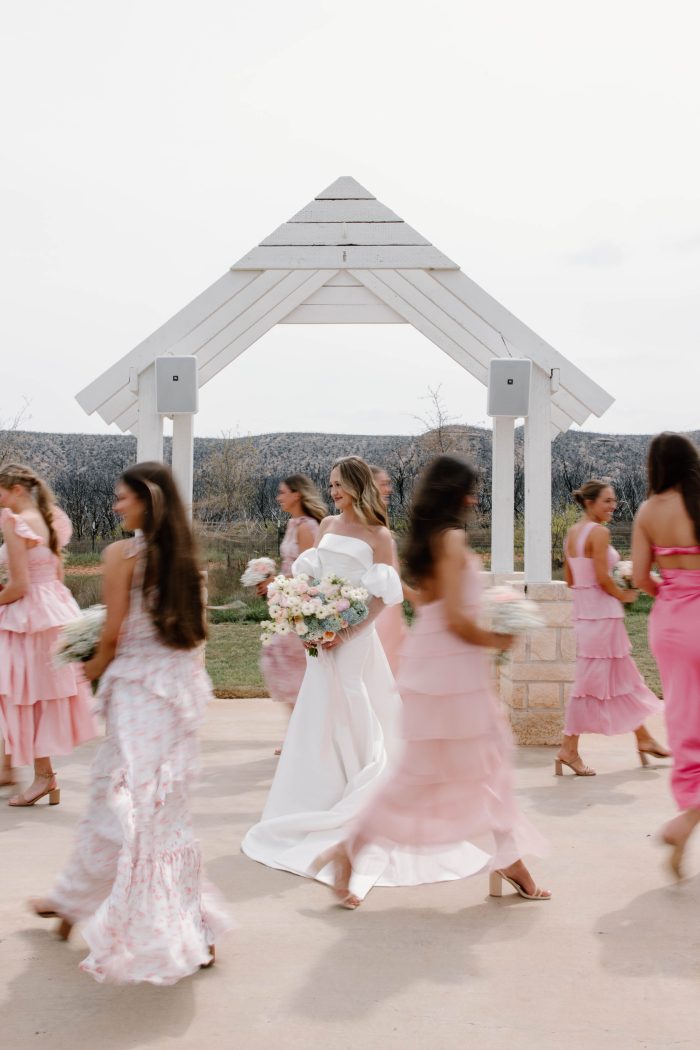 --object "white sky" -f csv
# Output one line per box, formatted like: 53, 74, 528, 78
1, 0, 699, 440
